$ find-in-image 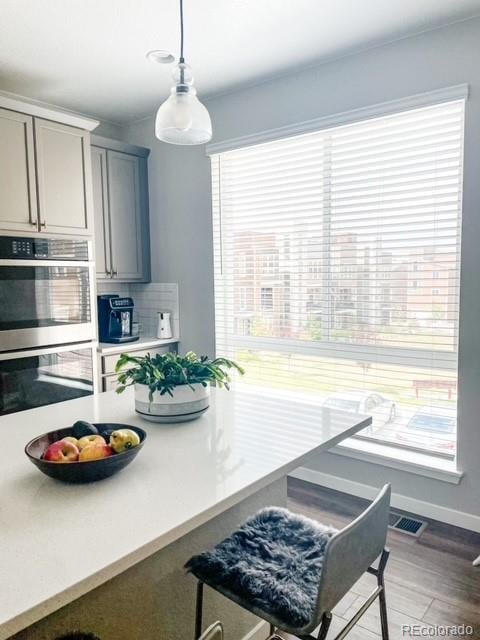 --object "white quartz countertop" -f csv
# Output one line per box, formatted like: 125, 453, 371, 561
0, 387, 370, 639
97, 335, 179, 355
